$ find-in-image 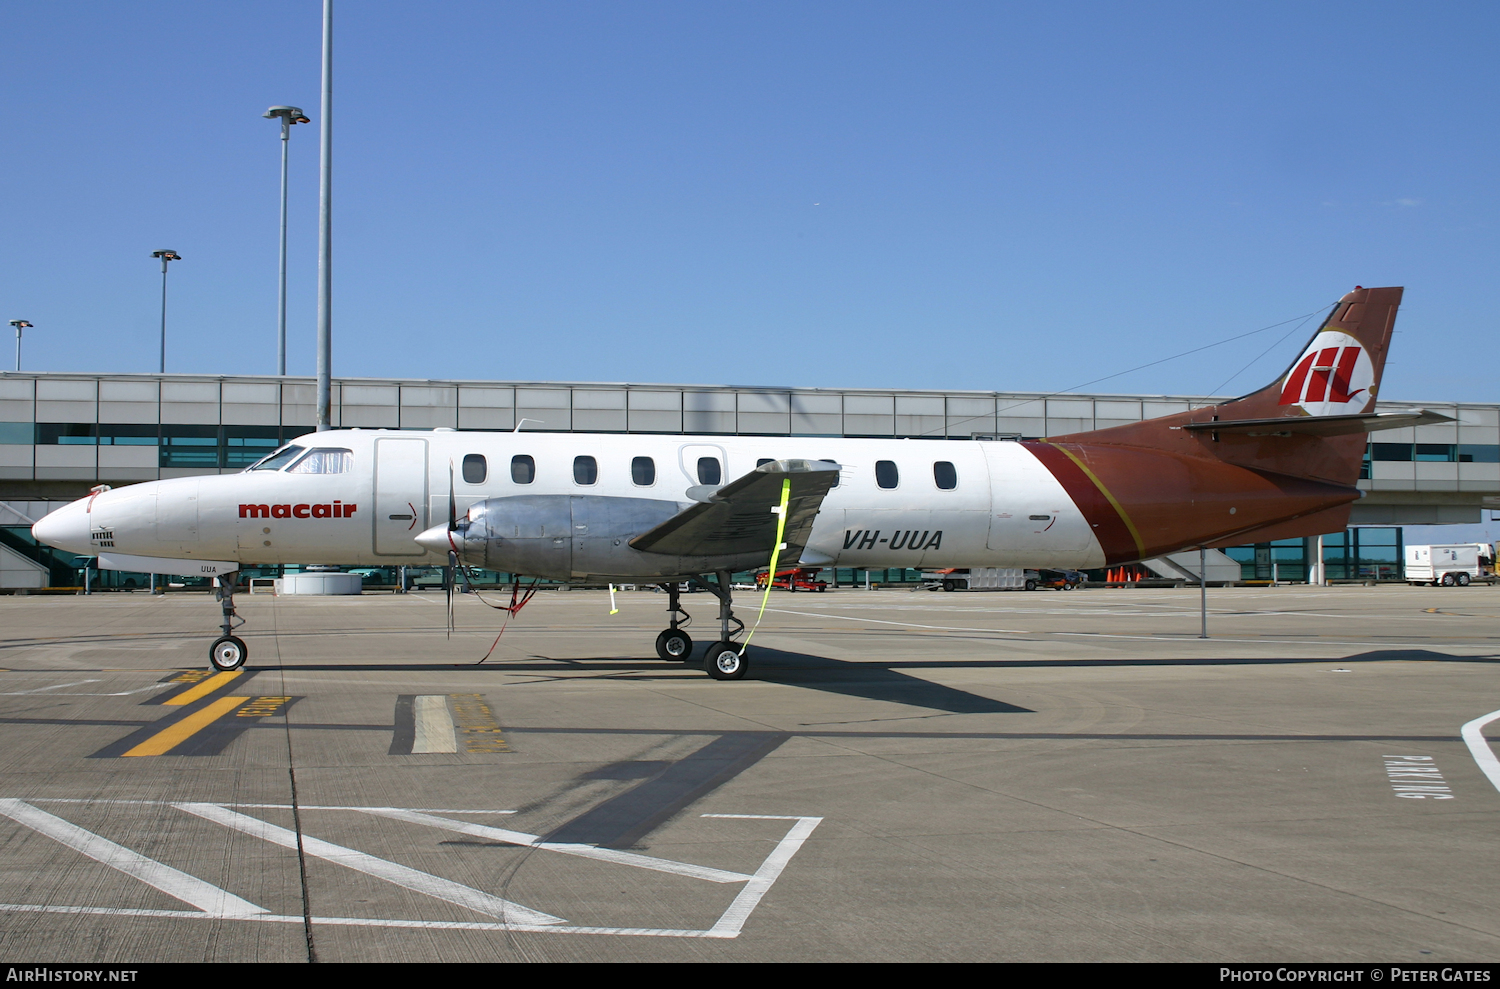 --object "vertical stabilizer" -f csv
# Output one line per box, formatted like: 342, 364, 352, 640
1223, 285, 1401, 420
